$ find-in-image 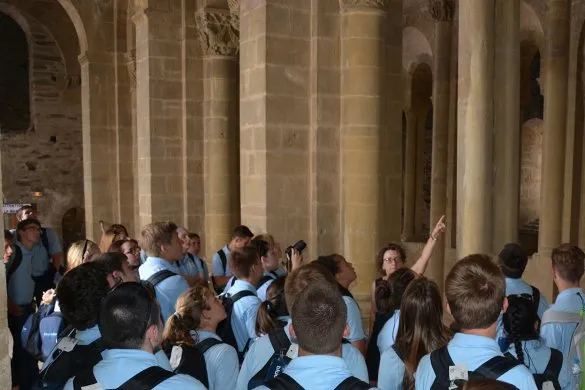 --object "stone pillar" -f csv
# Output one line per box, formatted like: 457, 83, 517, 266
403, 109, 417, 240
196, 8, 241, 258
339, 0, 387, 292
537, 0, 570, 299
0, 165, 9, 388
456, 0, 494, 258
80, 52, 118, 240
428, 0, 454, 288
492, 0, 520, 252
133, 1, 184, 226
